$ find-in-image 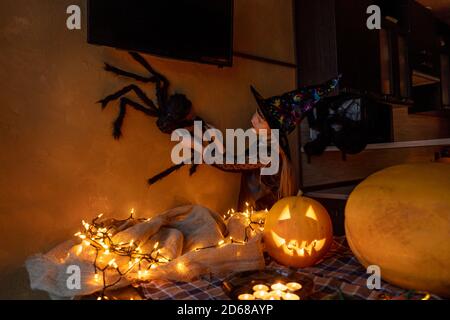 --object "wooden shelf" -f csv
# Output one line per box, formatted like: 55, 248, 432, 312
301, 138, 450, 153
